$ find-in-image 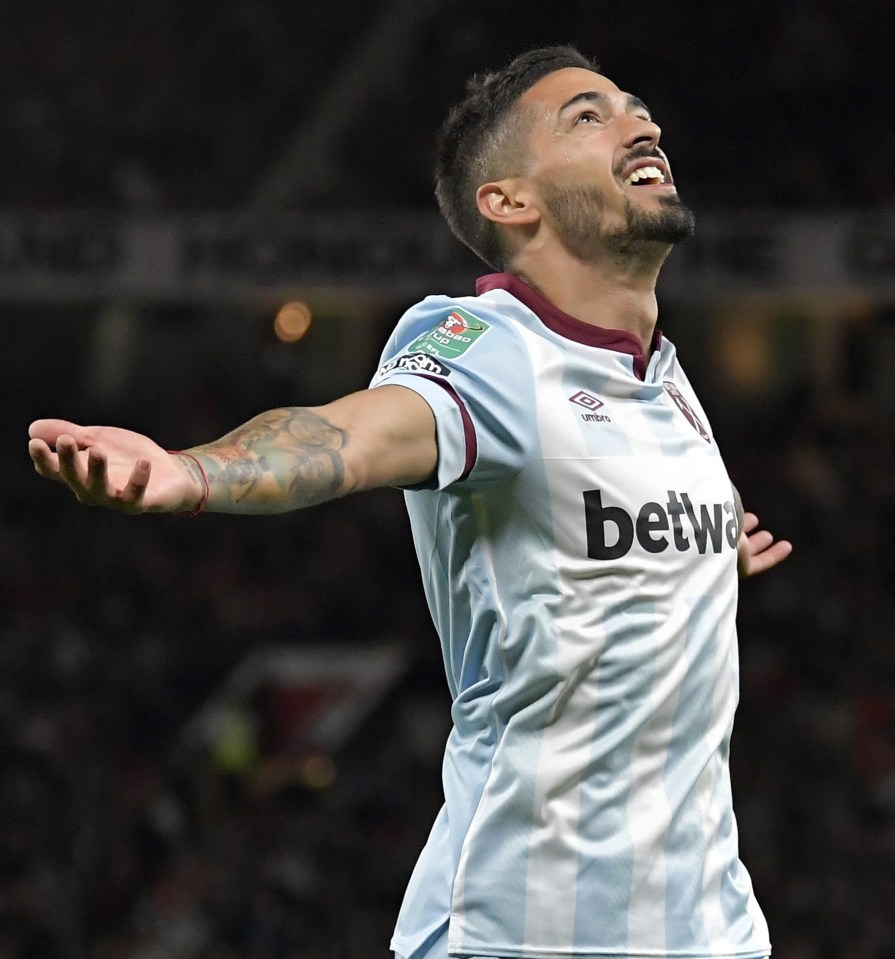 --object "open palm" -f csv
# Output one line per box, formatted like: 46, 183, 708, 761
28, 419, 201, 514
